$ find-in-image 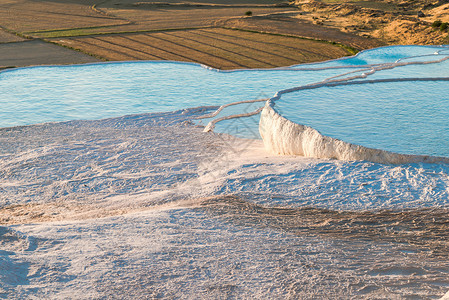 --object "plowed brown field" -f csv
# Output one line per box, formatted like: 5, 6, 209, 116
0, 0, 126, 33
52, 28, 350, 69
